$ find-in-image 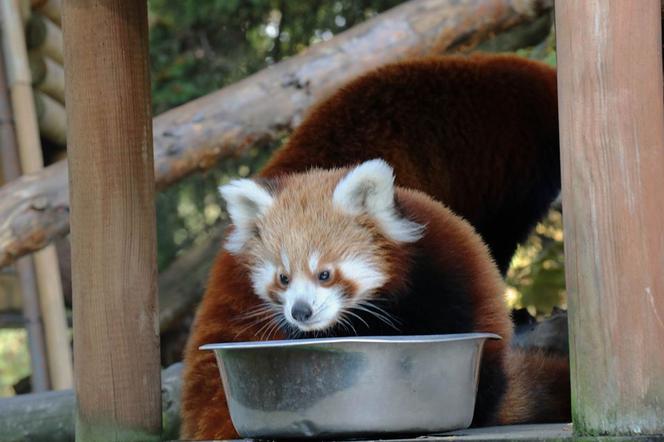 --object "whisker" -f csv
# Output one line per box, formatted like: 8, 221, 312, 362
255, 316, 278, 340
352, 303, 400, 331
342, 309, 369, 329
232, 303, 278, 323
358, 301, 401, 324
233, 315, 272, 338
271, 316, 291, 339
337, 316, 352, 335
237, 308, 274, 320
263, 317, 283, 341
338, 313, 358, 336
